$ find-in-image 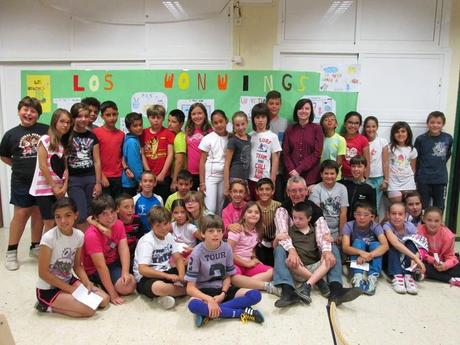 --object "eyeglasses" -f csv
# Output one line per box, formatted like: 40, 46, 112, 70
347, 121, 360, 125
